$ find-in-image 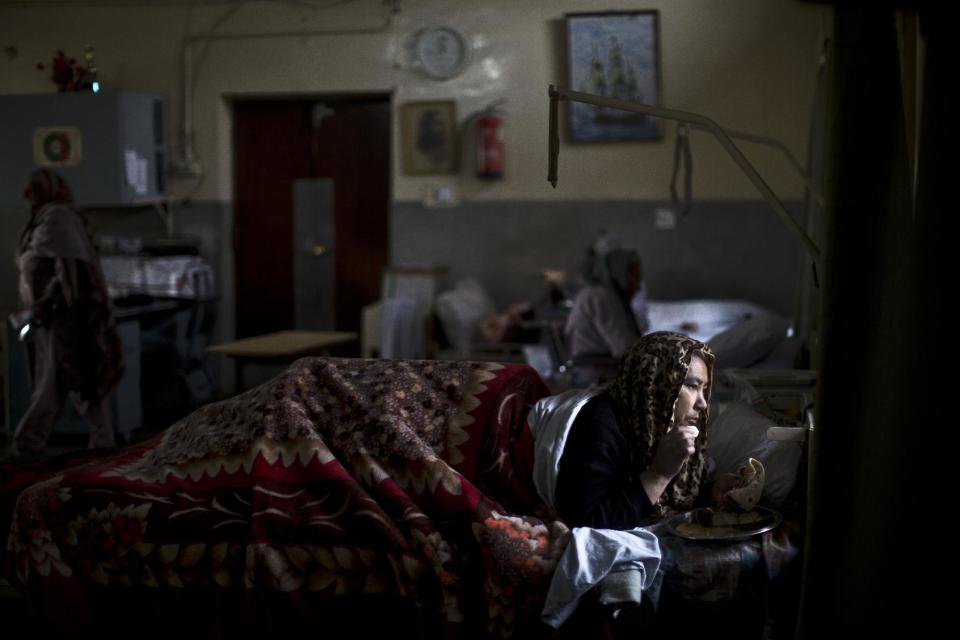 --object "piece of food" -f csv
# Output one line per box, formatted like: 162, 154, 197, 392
707, 510, 739, 527
676, 522, 714, 537
724, 457, 765, 512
